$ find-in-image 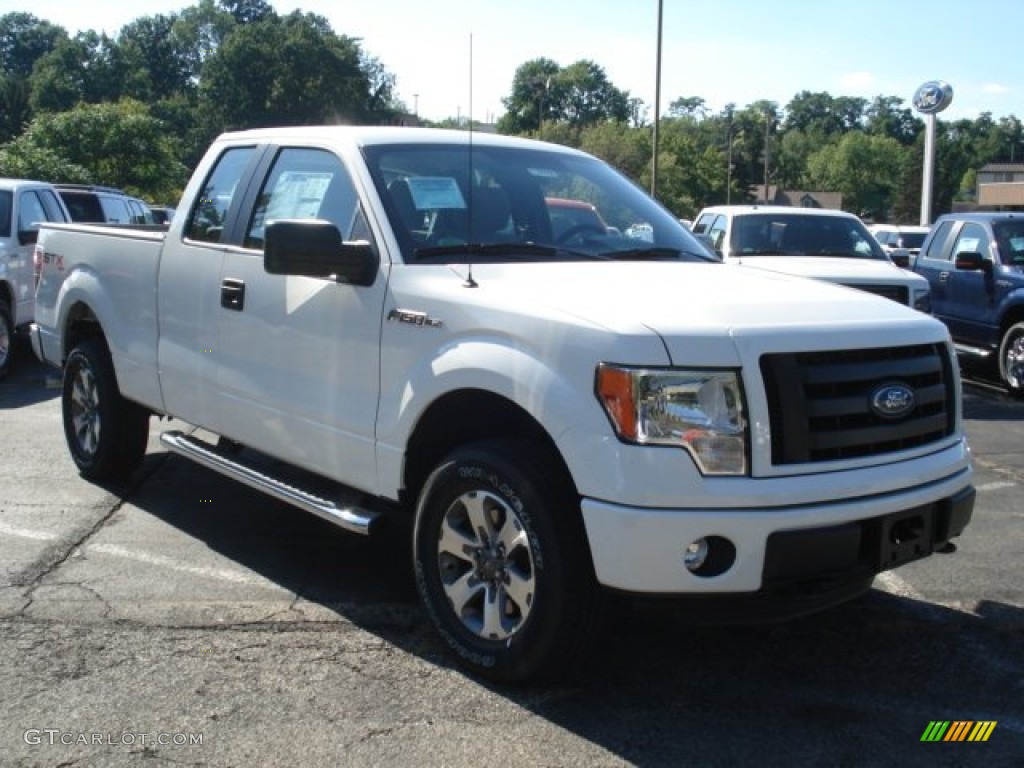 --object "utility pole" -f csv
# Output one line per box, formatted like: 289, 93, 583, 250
651, 0, 663, 198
